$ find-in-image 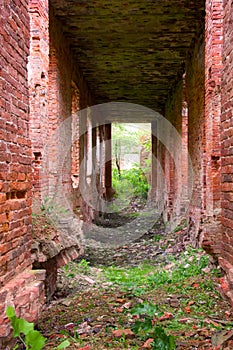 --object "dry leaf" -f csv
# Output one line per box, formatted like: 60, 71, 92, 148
112, 329, 135, 339
142, 338, 154, 348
